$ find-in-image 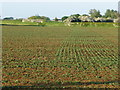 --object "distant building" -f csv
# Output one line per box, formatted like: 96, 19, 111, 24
78, 16, 93, 22
22, 19, 44, 23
